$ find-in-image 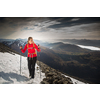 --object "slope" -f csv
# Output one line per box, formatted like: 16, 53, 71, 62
0, 52, 45, 84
